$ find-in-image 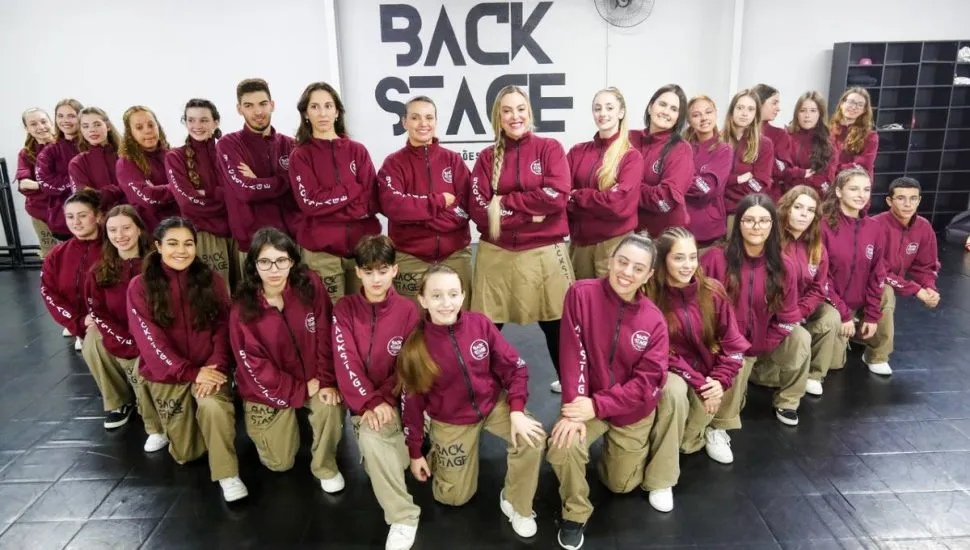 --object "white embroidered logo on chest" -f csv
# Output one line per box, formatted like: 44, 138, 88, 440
441, 167, 453, 184
631, 331, 650, 352
279, 155, 290, 170
530, 160, 542, 175
350, 160, 358, 176
905, 242, 919, 255
470, 339, 489, 360
808, 263, 818, 277
652, 160, 661, 174
865, 244, 874, 261
387, 336, 404, 356
305, 314, 316, 333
